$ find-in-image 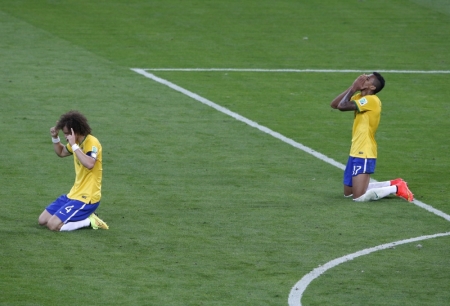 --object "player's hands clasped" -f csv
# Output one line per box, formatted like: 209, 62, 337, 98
351, 74, 367, 91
